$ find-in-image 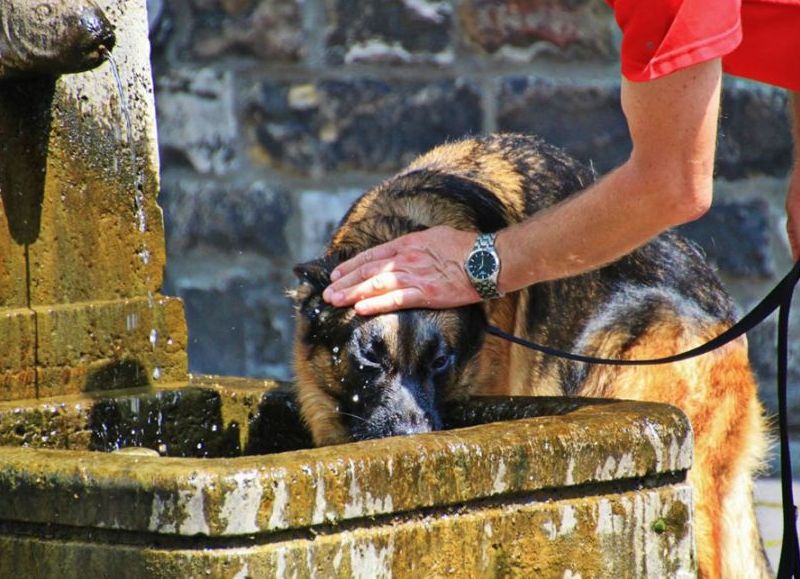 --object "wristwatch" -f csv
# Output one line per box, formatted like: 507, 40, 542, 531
465, 232, 503, 300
